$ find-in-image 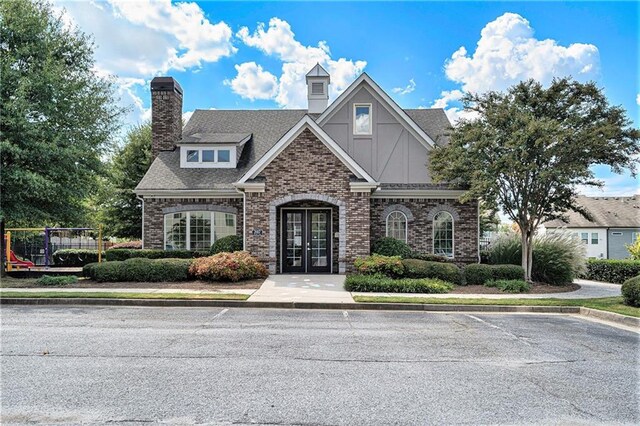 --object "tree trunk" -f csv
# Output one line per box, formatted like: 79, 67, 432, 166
520, 228, 534, 282
520, 231, 530, 282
